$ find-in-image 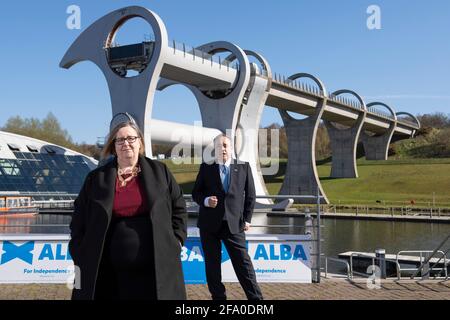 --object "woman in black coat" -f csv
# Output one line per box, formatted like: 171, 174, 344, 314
69, 120, 187, 300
